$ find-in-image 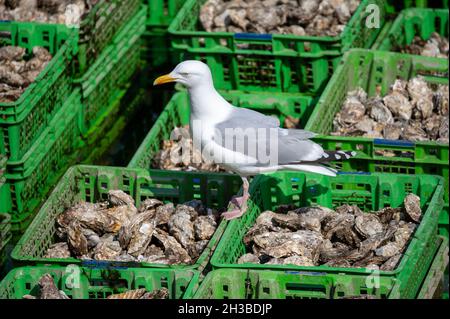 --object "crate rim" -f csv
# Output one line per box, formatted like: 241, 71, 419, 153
11, 164, 239, 271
